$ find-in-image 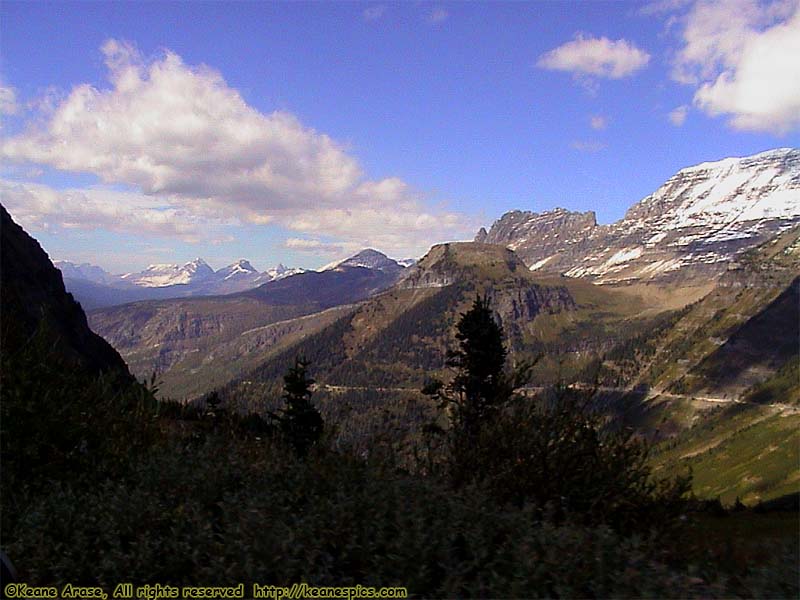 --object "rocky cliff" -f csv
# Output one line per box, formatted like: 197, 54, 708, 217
478, 148, 800, 284
1, 204, 130, 376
